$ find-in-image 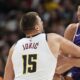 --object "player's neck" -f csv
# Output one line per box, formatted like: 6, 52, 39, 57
26, 31, 41, 38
